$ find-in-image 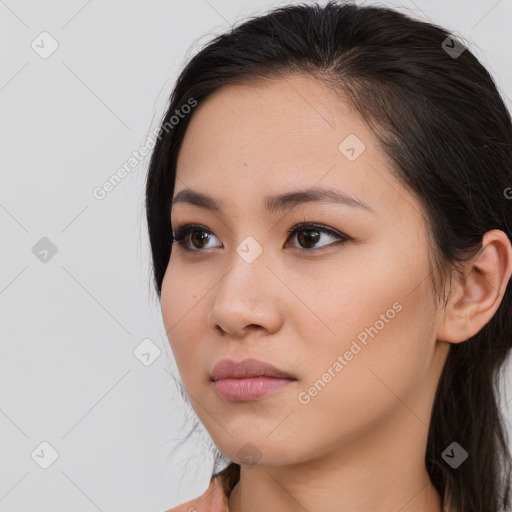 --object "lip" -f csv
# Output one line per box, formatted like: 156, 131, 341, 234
213, 377, 294, 402
211, 358, 296, 381
211, 358, 297, 402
